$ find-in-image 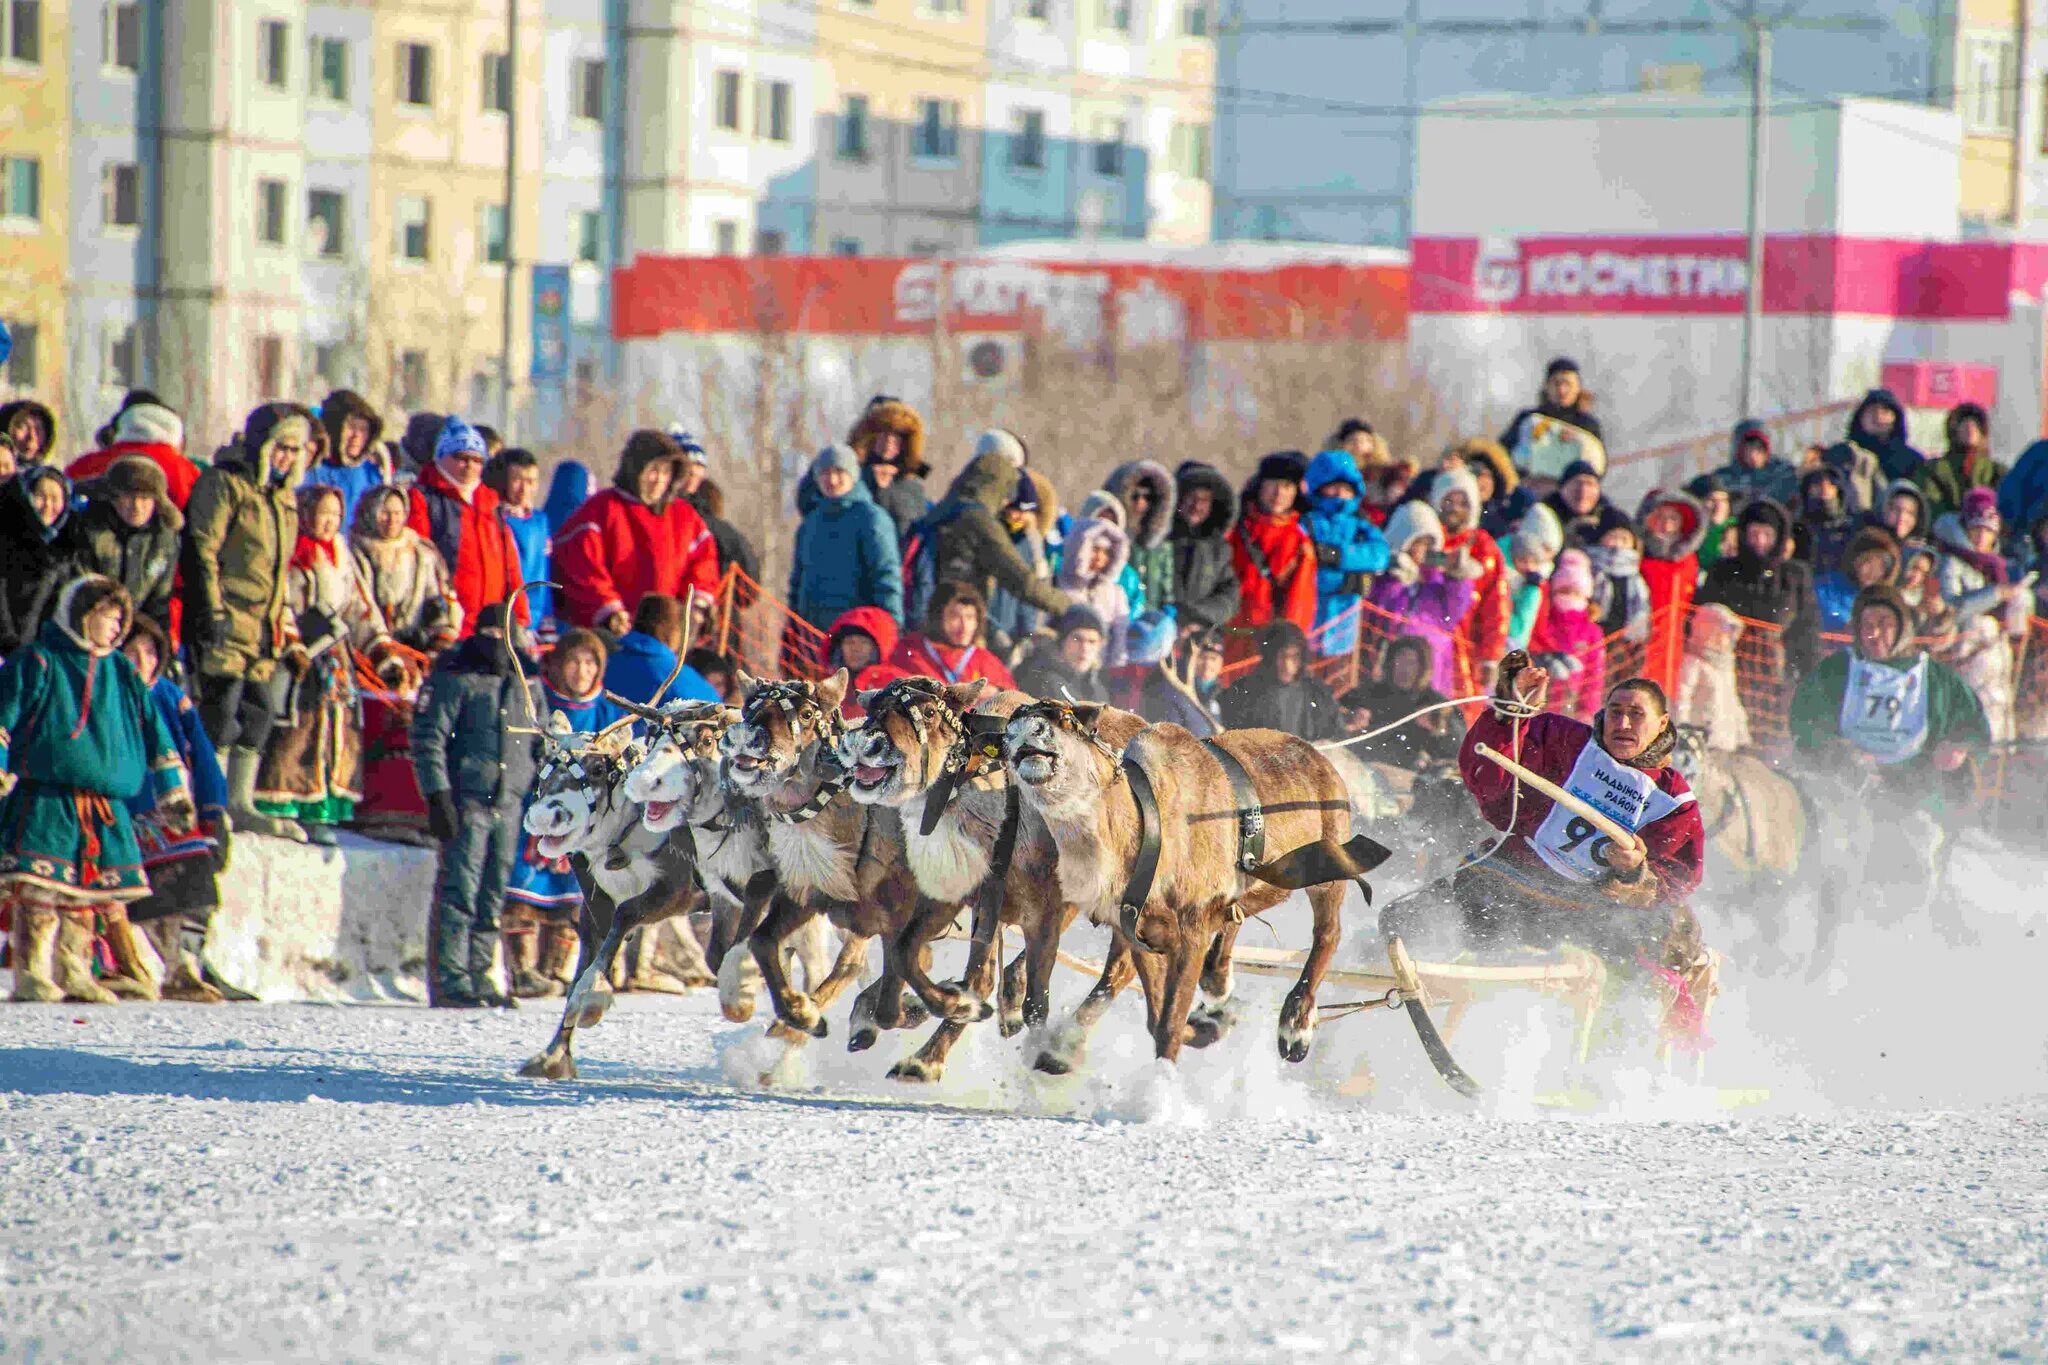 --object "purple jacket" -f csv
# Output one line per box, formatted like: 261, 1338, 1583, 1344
1368, 568, 1477, 695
